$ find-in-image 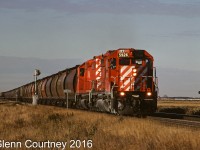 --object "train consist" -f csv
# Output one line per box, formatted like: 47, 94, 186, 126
2, 48, 158, 115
